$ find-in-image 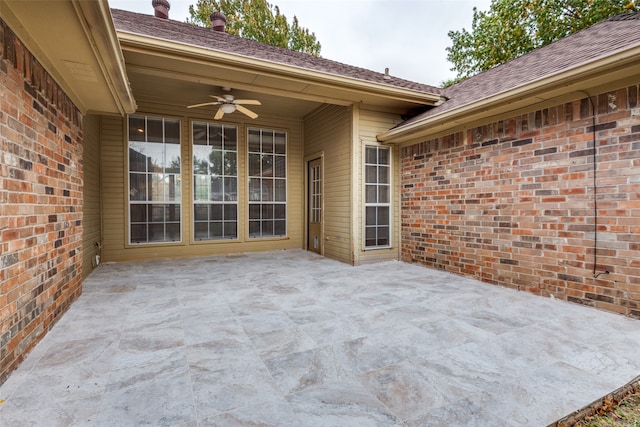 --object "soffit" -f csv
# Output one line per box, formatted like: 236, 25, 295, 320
1, 0, 135, 115
117, 34, 439, 119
